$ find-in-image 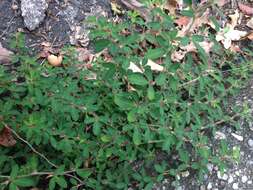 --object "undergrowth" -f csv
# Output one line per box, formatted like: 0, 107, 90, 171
0, 8, 253, 190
